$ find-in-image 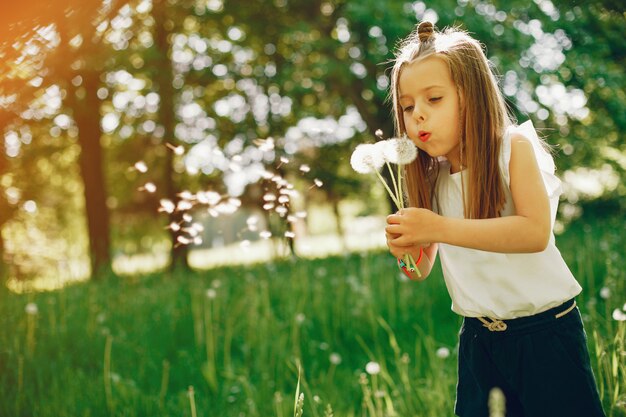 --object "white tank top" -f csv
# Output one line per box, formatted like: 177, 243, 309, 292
433, 121, 582, 319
